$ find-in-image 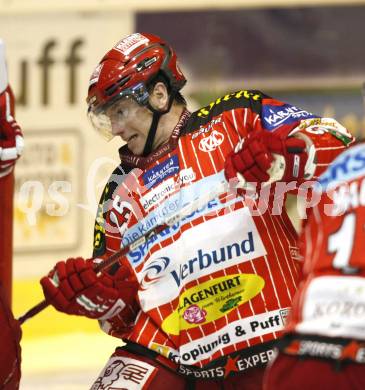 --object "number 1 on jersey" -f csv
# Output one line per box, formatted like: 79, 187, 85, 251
328, 212, 358, 273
